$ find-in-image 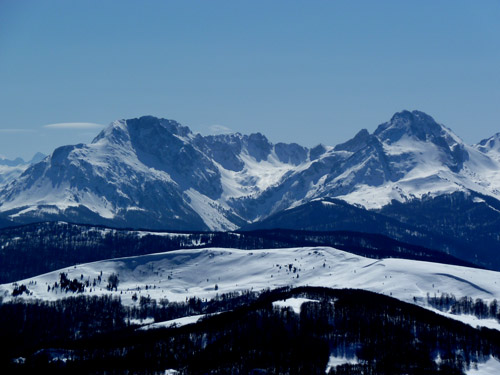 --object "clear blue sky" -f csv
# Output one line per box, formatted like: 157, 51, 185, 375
1, 0, 499, 160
